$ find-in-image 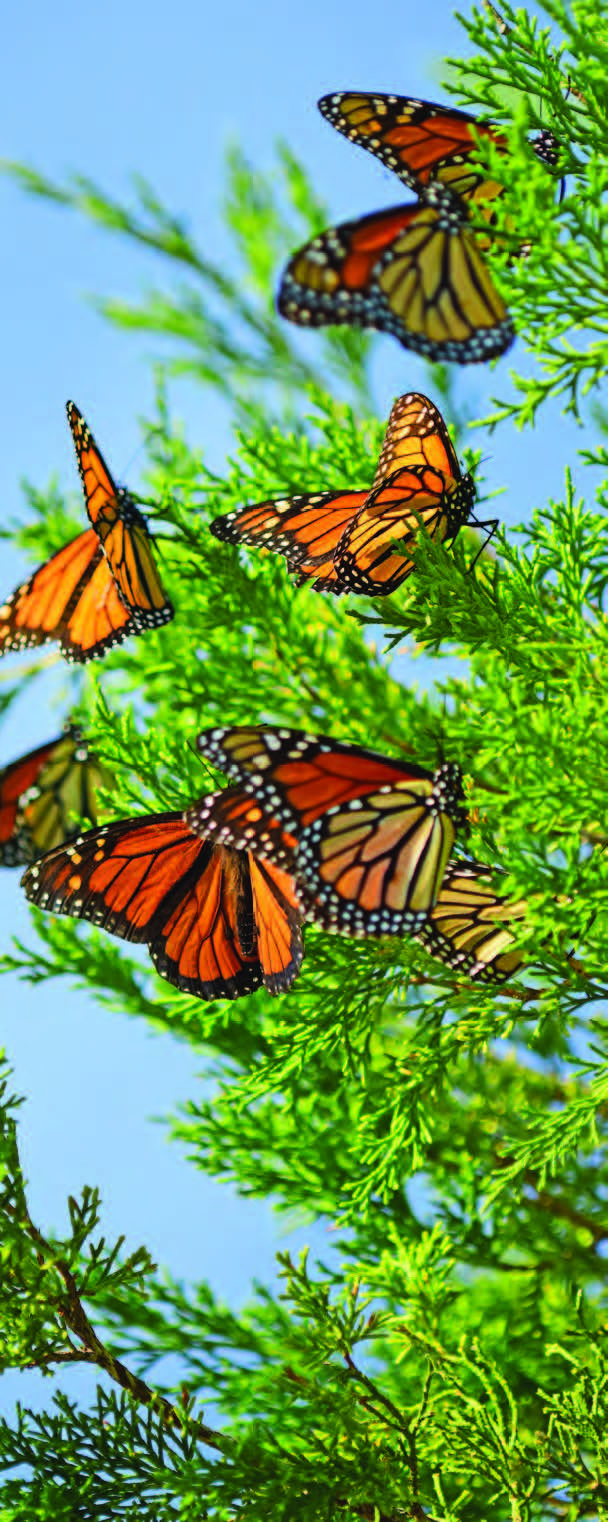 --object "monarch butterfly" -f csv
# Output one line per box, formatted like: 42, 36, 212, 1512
0, 724, 106, 867
21, 787, 304, 1000
416, 857, 527, 981
277, 93, 558, 363
210, 393, 479, 598
195, 725, 466, 936
0, 403, 173, 664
